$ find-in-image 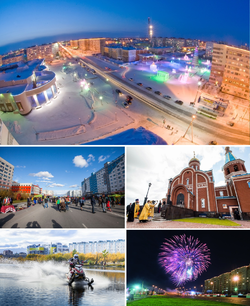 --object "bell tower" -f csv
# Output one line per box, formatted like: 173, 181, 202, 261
223, 147, 247, 182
